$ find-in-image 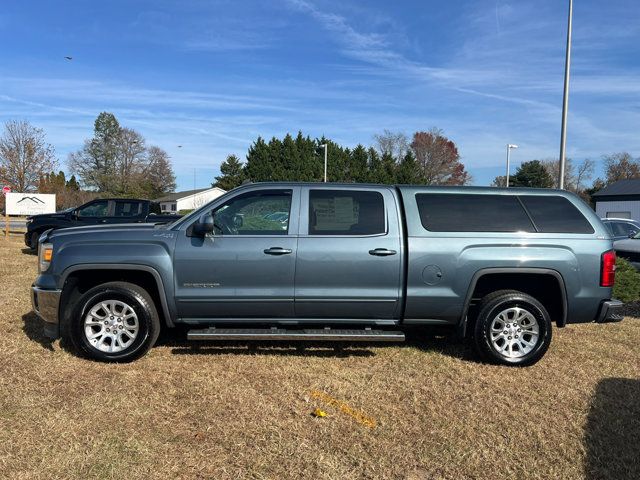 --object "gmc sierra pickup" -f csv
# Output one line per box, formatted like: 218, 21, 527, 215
25, 198, 181, 250
31, 183, 622, 366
